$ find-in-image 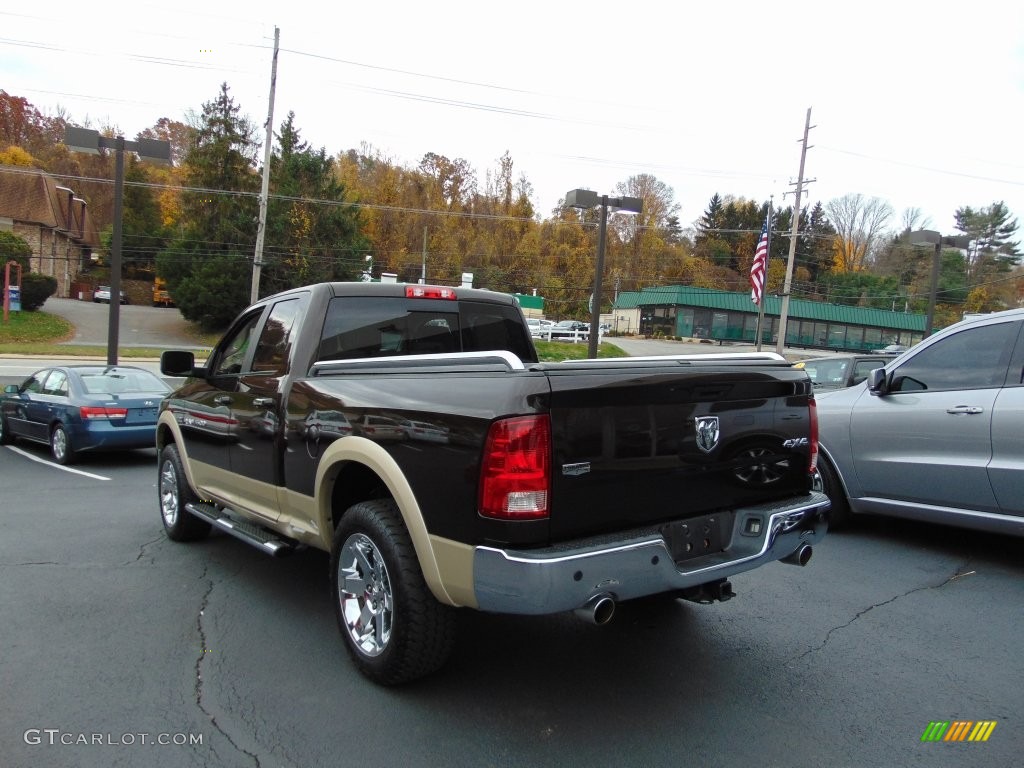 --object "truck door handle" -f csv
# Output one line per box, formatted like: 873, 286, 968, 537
253, 397, 274, 407
946, 405, 984, 415
214, 395, 232, 405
